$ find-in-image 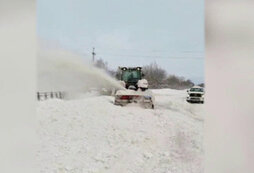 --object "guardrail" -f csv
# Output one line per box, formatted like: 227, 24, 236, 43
37, 92, 64, 101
